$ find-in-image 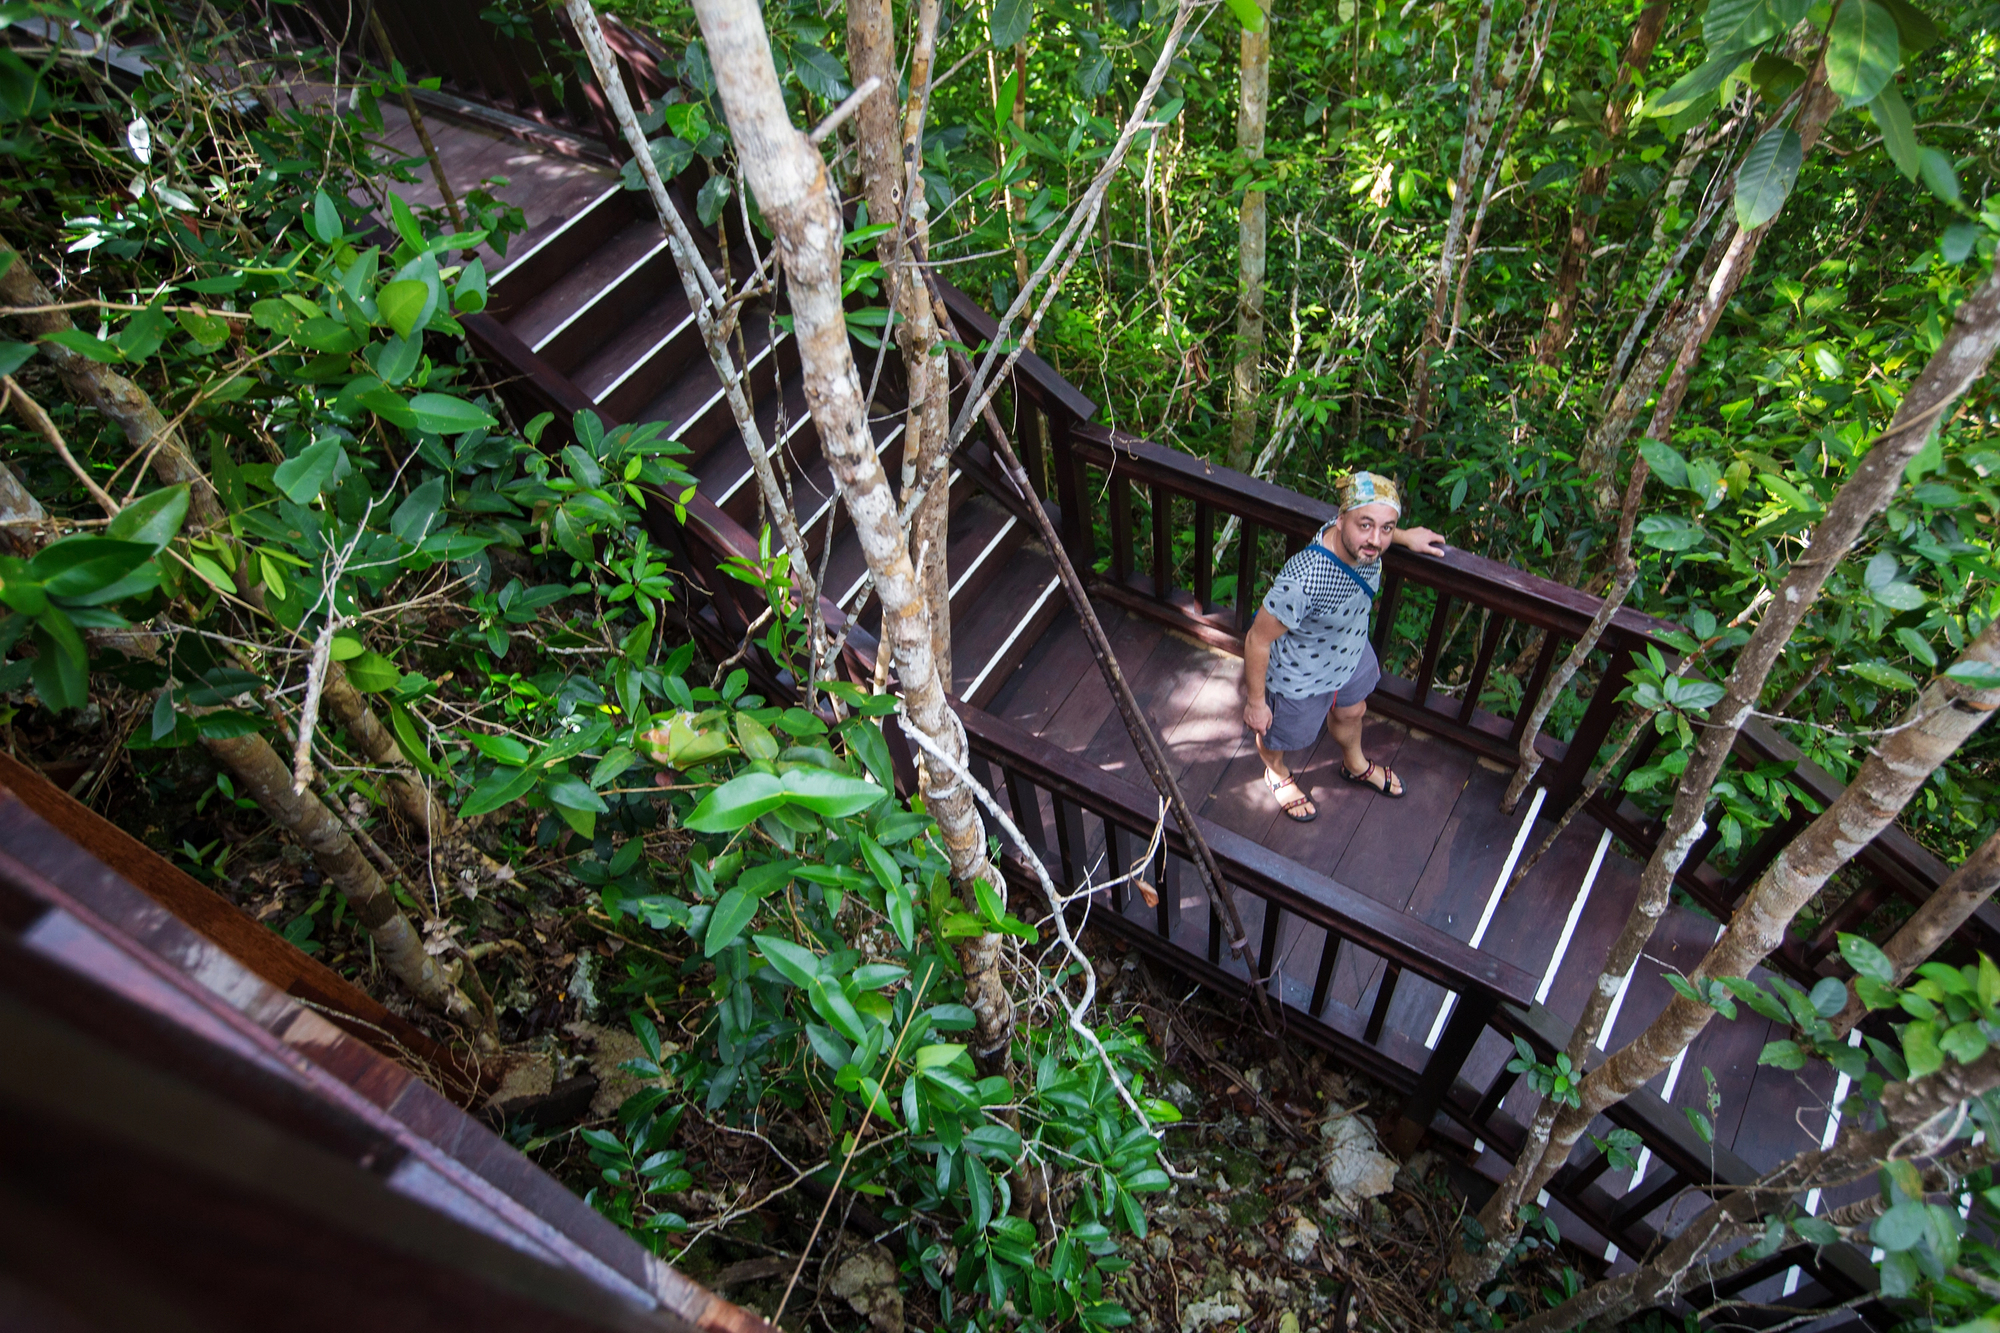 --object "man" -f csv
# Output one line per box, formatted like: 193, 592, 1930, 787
1241, 472, 1446, 821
